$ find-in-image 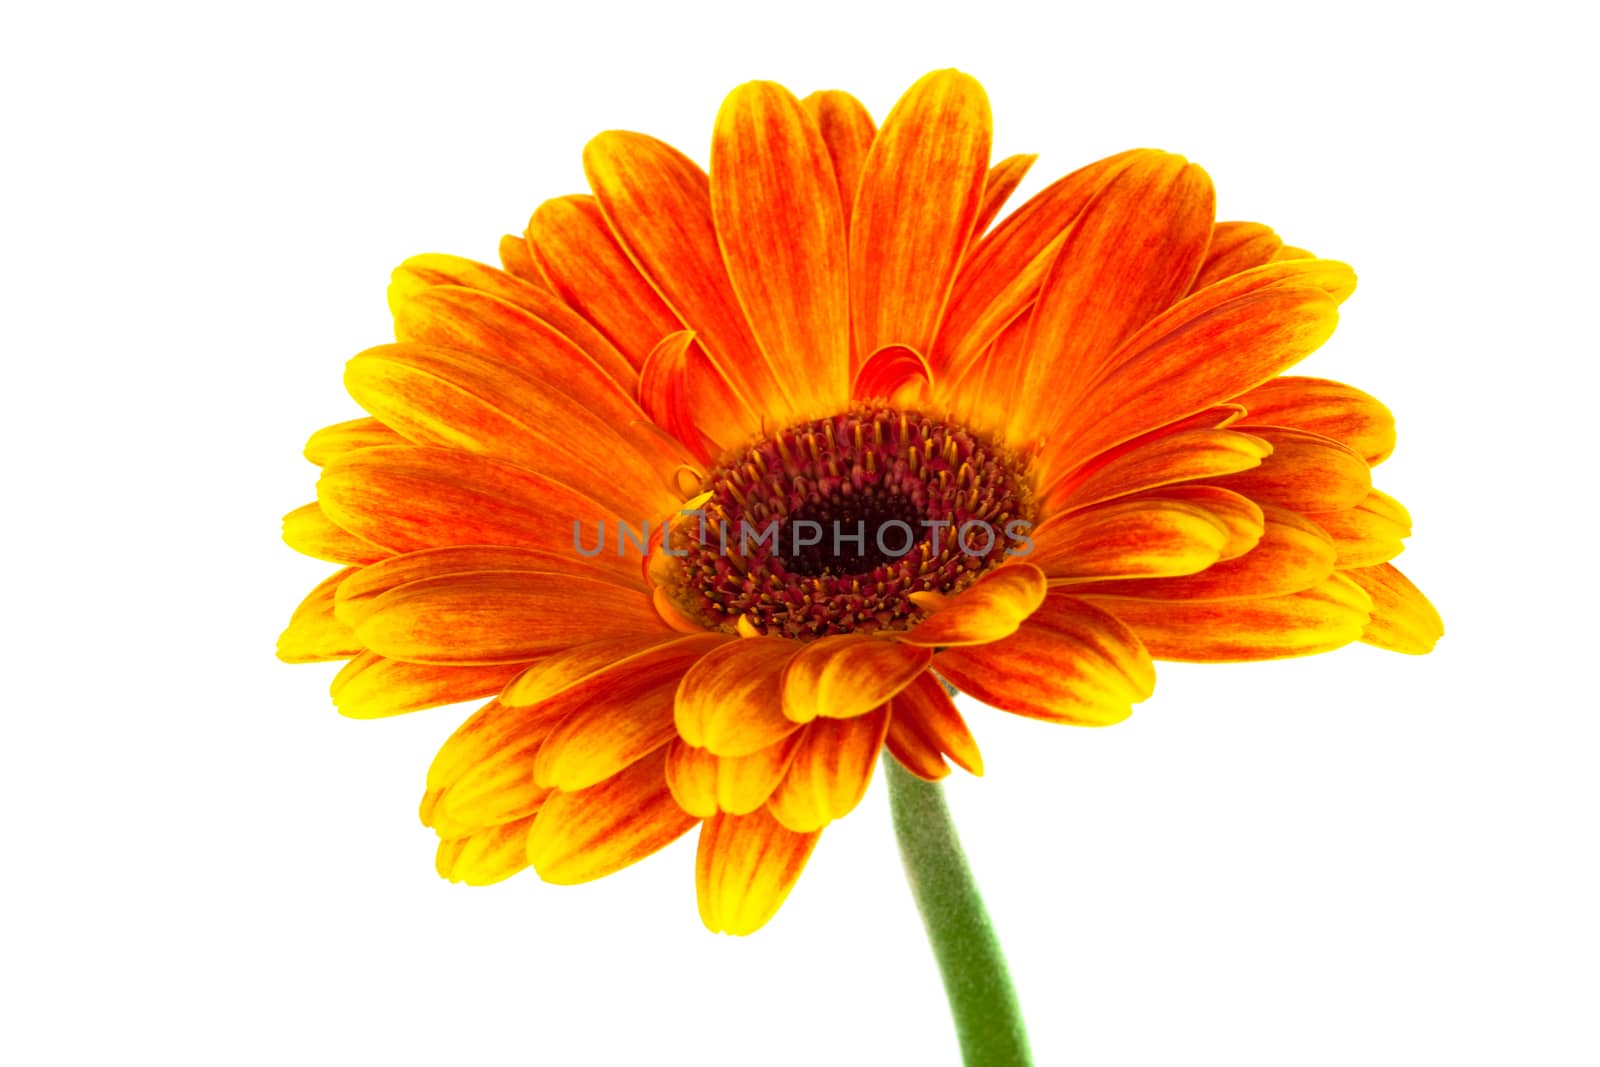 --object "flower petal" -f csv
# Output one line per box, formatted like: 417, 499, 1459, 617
1089, 572, 1373, 661
850, 69, 990, 359
583, 130, 788, 420
317, 446, 640, 585
1345, 563, 1443, 654
434, 816, 536, 886
526, 747, 698, 885
782, 635, 932, 722
932, 149, 1142, 380
1056, 283, 1340, 469
426, 700, 567, 837
800, 89, 876, 226
665, 735, 804, 818
901, 563, 1047, 646
1029, 498, 1230, 583
282, 501, 387, 565
277, 567, 363, 663
390, 271, 636, 396
348, 350, 676, 521
501, 633, 707, 706
638, 330, 752, 463
852, 343, 932, 406
933, 593, 1154, 725
766, 707, 890, 832
696, 808, 820, 935
355, 571, 674, 665
530, 634, 728, 791
972, 153, 1037, 236
1308, 489, 1412, 568
1191, 221, 1282, 291
303, 417, 405, 466
1081, 505, 1336, 601
1045, 427, 1272, 513
712, 80, 850, 416
1000, 151, 1215, 442
525, 194, 684, 368
1212, 426, 1372, 513
1232, 376, 1397, 465
497, 233, 543, 285
1126, 484, 1265, 561
884, 671, 984, 779
676, 637, 804, 757
335, 545, 643, 632
332, 654, 530, 720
